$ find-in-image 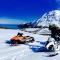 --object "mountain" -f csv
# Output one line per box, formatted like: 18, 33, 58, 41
37, 10, 60, 27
